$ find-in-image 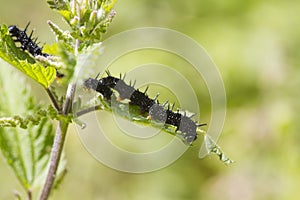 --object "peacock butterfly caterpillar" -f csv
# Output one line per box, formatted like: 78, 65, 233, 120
8, 23, 64, 78
84, 72, 206, 144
